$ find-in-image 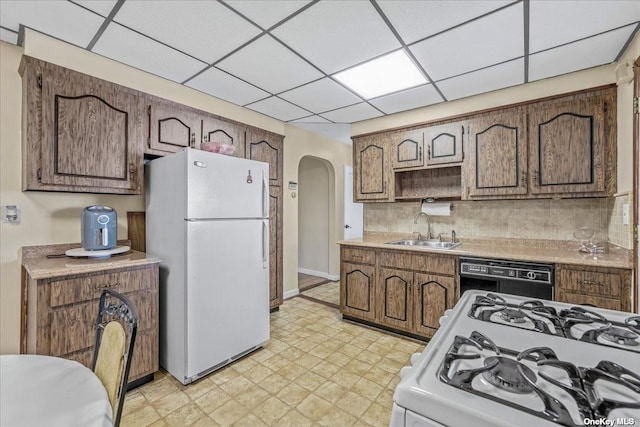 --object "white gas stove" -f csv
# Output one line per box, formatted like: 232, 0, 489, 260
390, 291, 640, 427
